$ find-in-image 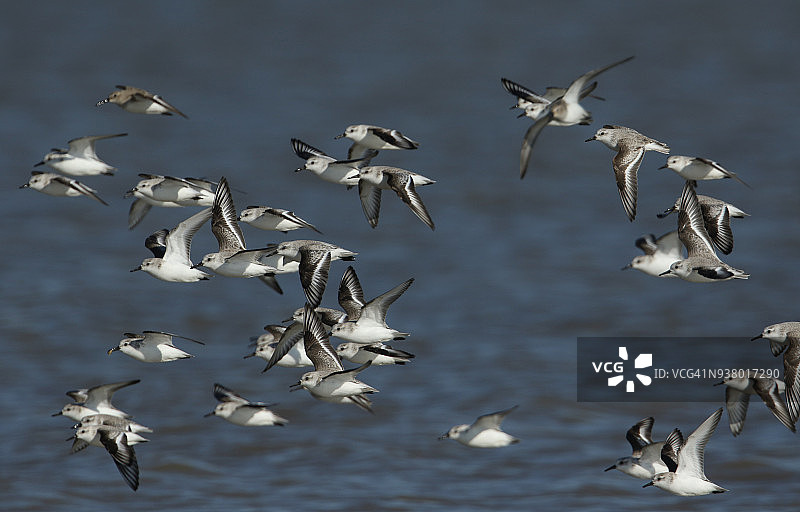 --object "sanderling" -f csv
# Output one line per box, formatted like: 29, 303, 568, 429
501, 77, 602, 120
34, 133, 127, 176
605, 416, 669, 479
290, 305, 377, 412
336, 342, 414, 365
261, 307, 345, 373
97, 85, 188, 118
108, 330, 205, 362
660, 156, 749, 188
267, 239, 357, 263
70, 424, 142, 491
586, 124, 670, 221
752, 322, 800, 356
659, 182, 748, 282
20, 171, 108, 205
244, 324, 287, 359
196, 177, 277, 279
715, 377, 795, 436
511, 56, 634, 179
131, 208, 213, 282
291, 138, 372, 187
125, 174, 216, 229
644, 408, 727, 496
75, 413, 152, 435
358, 166, 435, 230
439, 405, 520, 448
205, 383, 288, 427
752, 324, 800, 423
239, 205, 321, 233
658, 193, 748, 255
331, 266, 414, 344
622, 231, 682, 277
247, 338, 313, 368
299, 248, 331, 309
335, 124, 419, 160
53, 379, 140, 421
